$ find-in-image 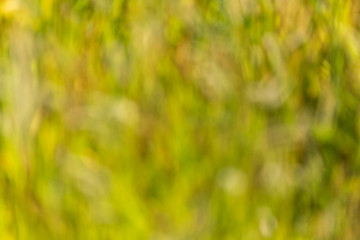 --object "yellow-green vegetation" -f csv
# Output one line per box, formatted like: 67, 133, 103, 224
1, 0, 360, 239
